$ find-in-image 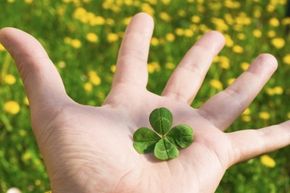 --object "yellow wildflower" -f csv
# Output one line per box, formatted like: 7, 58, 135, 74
159, 12, 171, 22
123, 17, 132, 25
151, 37, 159, 46
242, 115, 251, 122
283, 54, 290, 65
148, 62, 160, 73
71, 39, 82, 49
227, 78, 235, 85
107, 33, 119, 43
253, 29, 262, 38
271, 37, 285, 49
0, 43, 5, 51
184, 29, 193, 37
224, 34, 234, 47
259, 111, 270, 120
4, 101, 20, 115
210, 79, 223, 90
110, 64, 116, 73
211, 18, 228, 31
269, 18, 280, 27
242, 108, 251, 115
86, 32, 98, 43
24, 0, 33, 4
83, 82, 93, 93
267, 30, 276, 38
282, 17, 290, 25
161, 0, 171, 5
219, 56, 230, 69
191, 15, 201, 23
287, 112, 290, 119
88, 71, 101, 86
141, 3, 154, 15
260, 155, 276, 168
165, 33, 175, 42
4, 74, 16, 85
274, 86, 283, 95
240, 62, 250, 71
177, 10, 186, 17
237, 33, 245, 40
232, 45, 244, 53
24, 97, 29, 106
165, 62, 175, 70
175, 28, 184, 36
